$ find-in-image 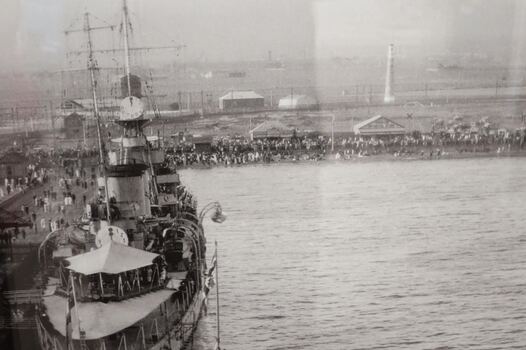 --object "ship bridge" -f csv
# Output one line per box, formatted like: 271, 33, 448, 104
41, 241, 195, 344
61, 241, 163, 302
